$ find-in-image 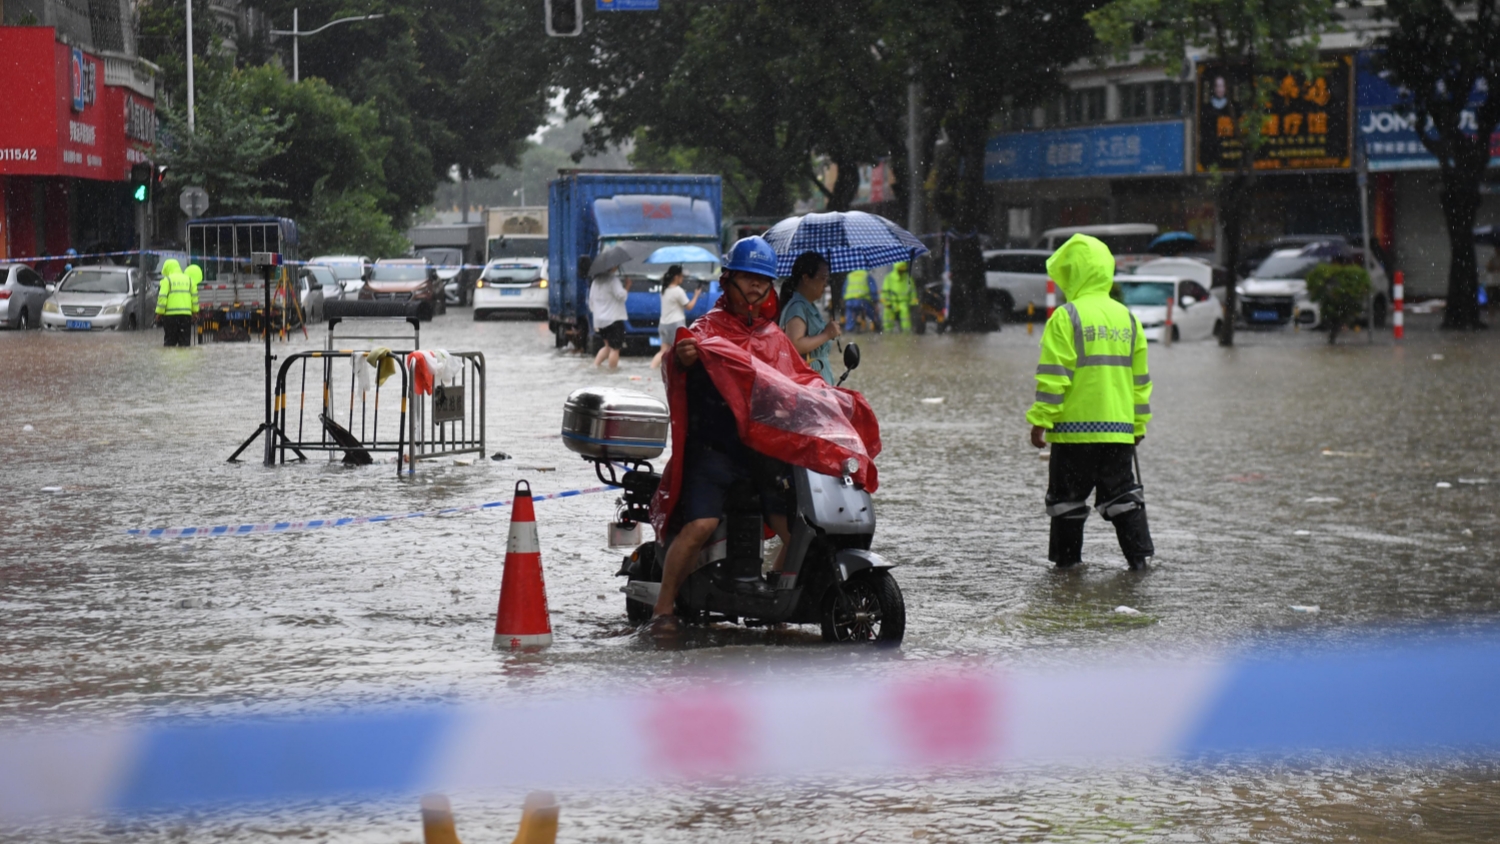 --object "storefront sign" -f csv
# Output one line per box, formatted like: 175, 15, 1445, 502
70, 48, 96, 112
1195, 56, 1353, 172
0, 28, 154, 181
1356, 52, 1499, 171
984, 120, 1186, 181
